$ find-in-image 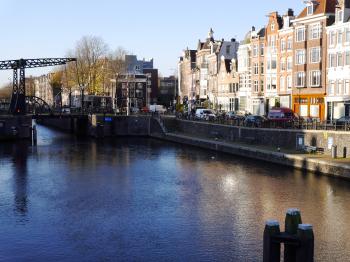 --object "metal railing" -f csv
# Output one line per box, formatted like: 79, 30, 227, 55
174, 114, 350, 132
